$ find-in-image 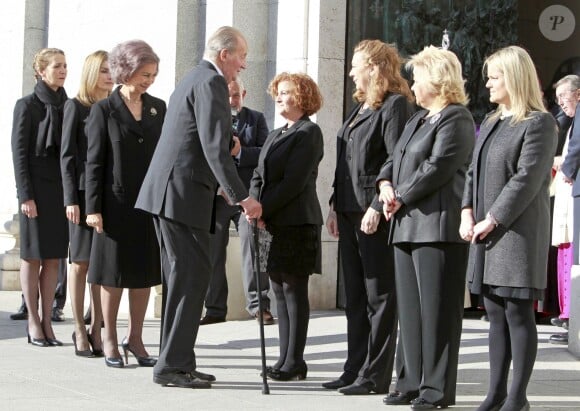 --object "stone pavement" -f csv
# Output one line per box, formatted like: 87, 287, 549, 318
1, 290, 579, 411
